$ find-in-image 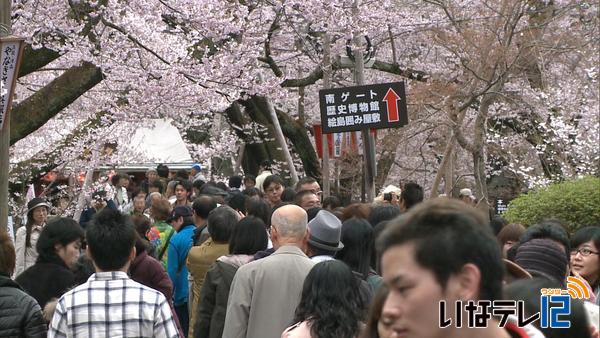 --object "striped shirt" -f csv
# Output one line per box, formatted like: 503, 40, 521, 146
48, 271, 180, 338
